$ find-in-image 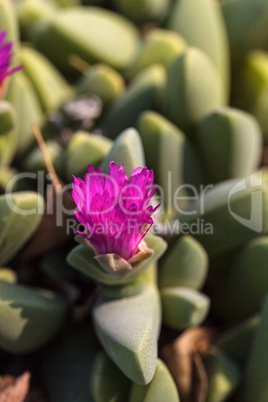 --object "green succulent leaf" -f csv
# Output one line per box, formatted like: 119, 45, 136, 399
101, 128, 145, 178
129, 359, 180, 402
91, 351, 131, 402
32, 7, 140, 74
53, 0, 81, 6
179, 173, 268, 257
205, 347, 241, 402
93, 284, 161, 385
112, 0, 169, 24
138, 111, 205, 215
67, 235, 167, 286
103, 64, 166, 139
128, 29, 186, 76
167, 0, 230, 100
6, 71, 44, 156
164, 48, 223, 134
0, 268, 17, 284
197, 107, 262, 184
159, 235, 208, 290
20, 46, 74, 111
0, 101, 17, 167
67, 131, 113, 181
234, 50, 268, 140
23, 140, 62, 173
0, 281, 67, 353
161, 287, 210, 330
212, 237, 268, 322
0, 0, 19, 46
76, 63, 125, 106
17, 0, 56, 39
238, 295, 268, 402
0, 166, 18, 193
216, 315, 260, 367
0, 192, 45, 266
221, 0, 268, 71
